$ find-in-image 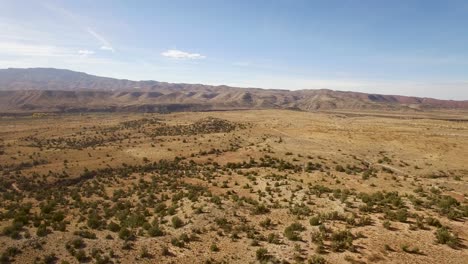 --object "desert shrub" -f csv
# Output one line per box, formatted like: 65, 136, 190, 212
87, 212, 103, 229
95, 255, 112, 264
309, 216, 321, 226
330, 230, 355, 252
356, 215, 372, 226
256, 247, 270, 261
426, 217, 442, 227
171, 216, 184, 229
335, 165, 345, 172
1, 246, 21, 263
385, 208, 408, 222
118, 227, 135, 241
75, 249, 88, 262
401, 244, 420, 254
267, 233, 281, 244
259, 218, 273, 228
215, 217, 232, 232
210, 196, 222, 205
36, 225, 49, 237
437, 196, 459, 214
43, 253, 57, 264
161, 246, 171, 256
359, 191, 404, 211
122, 241, 133, 250
290, 203, 312, 216
69, 238, 85, 249
395, 209, 408, 222
210, 243, 219, 252
123, 212, 147, 228
74, 230, 97, 239
284, 223, 305, 241
140, 246, 151, 258
383, 220, 391, 230
252, 204, 270, 215
2, 222, 23, 239
154, 203, 167, 215
309, 255, 327, 264
107, 221, 121, 232
171, 237, 185, 248
435, 227, 458, 248
148, 225, 164, 237
0, 254, 10, 263
311, 231, 324, 245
